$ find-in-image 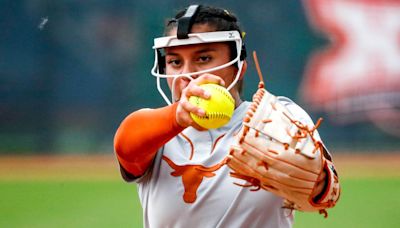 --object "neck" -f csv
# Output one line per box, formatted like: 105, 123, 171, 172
231, 90, 243, 108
